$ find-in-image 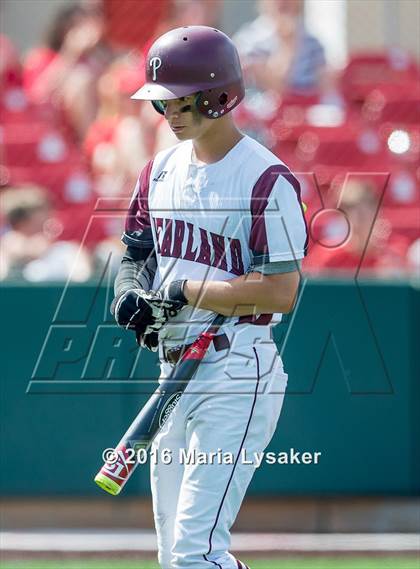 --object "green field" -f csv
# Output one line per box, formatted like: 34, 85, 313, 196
2, 558, 419, 569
